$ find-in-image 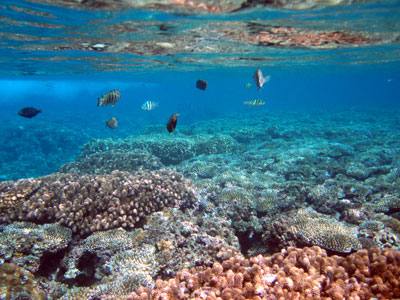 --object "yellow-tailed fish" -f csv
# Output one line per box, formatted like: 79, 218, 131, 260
243, 99, 266, 106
